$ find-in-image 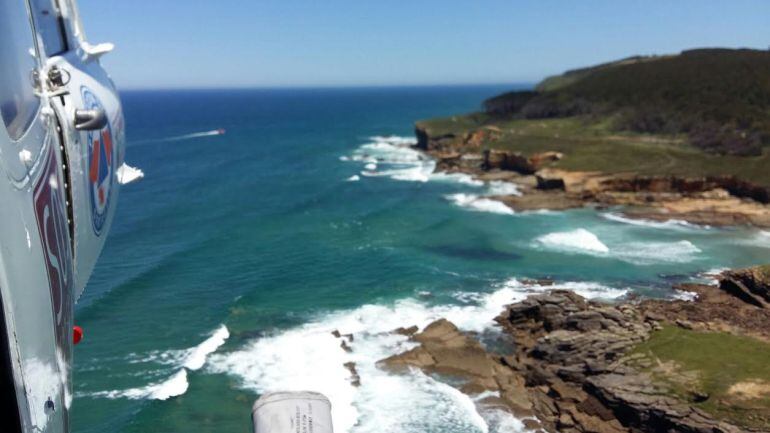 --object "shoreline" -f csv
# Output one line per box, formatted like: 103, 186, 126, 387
339, 133, 770, 431
412, 126, 770, 229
